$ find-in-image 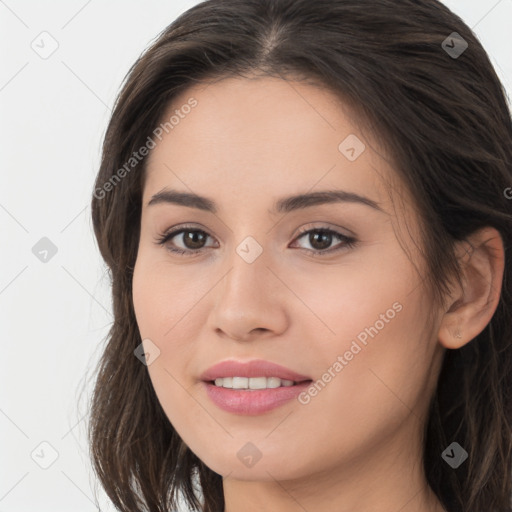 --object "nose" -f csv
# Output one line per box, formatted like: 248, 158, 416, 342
206, 243, 288, 343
